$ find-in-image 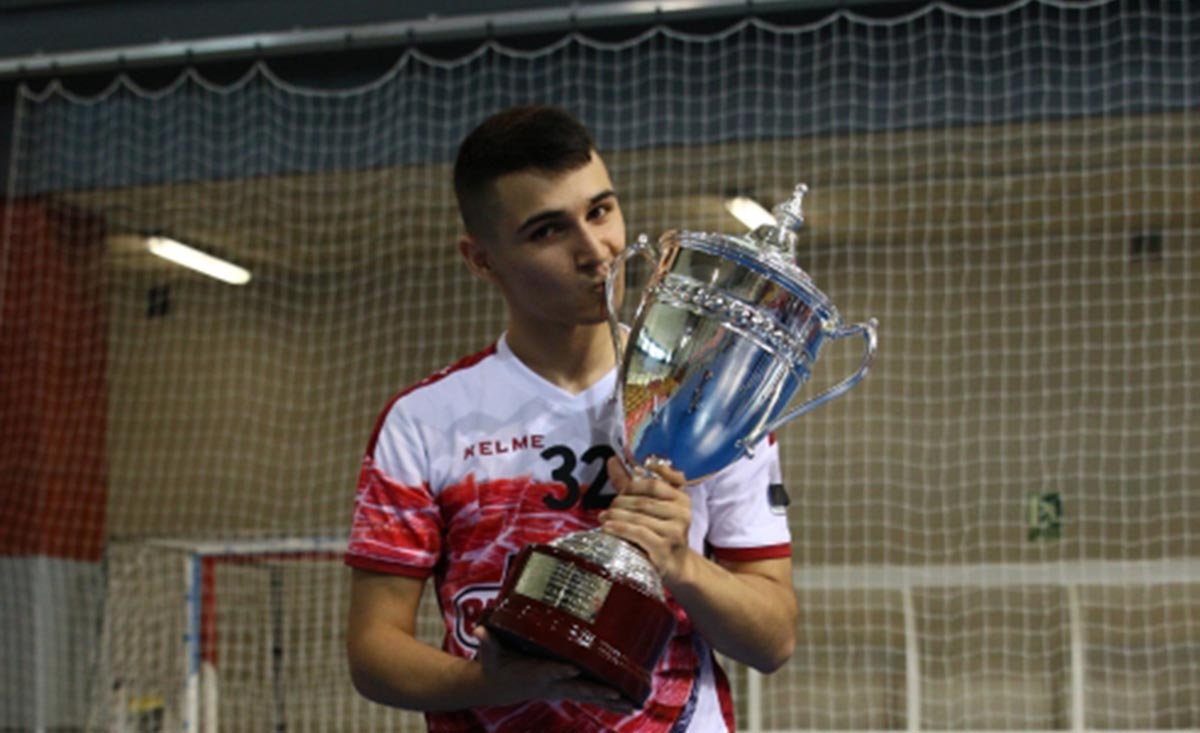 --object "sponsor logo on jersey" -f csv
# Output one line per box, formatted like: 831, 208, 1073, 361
452, 583, 502, 652
768, 482, 790, 515
462, 433, 546, 460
